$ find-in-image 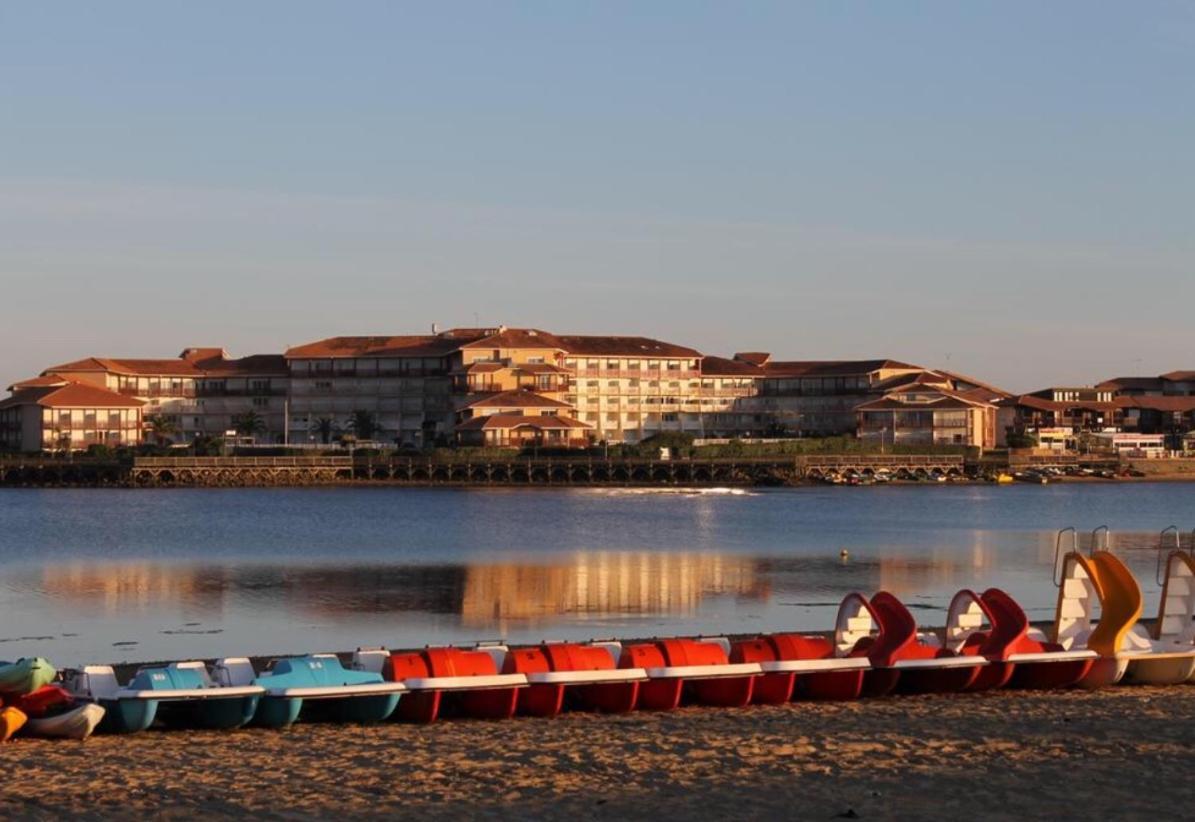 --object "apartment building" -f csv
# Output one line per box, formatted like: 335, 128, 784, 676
31, 349, 288, 443
0, 377, 143, 451
3, 323, 1017, 452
